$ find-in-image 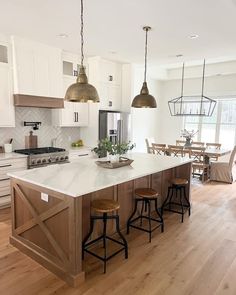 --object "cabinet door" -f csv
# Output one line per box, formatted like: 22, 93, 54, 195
108, 84, 121, 110
74, 103, 89, 126
0, 64, 15, 127
98, 82, 109, 110
61, 101, 75, 126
